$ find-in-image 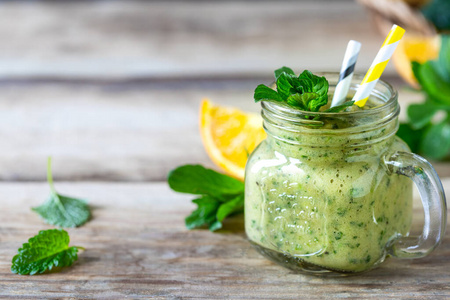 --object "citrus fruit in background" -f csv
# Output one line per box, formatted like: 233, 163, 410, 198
199, 99, 266, 181
392, 34, 440, 87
